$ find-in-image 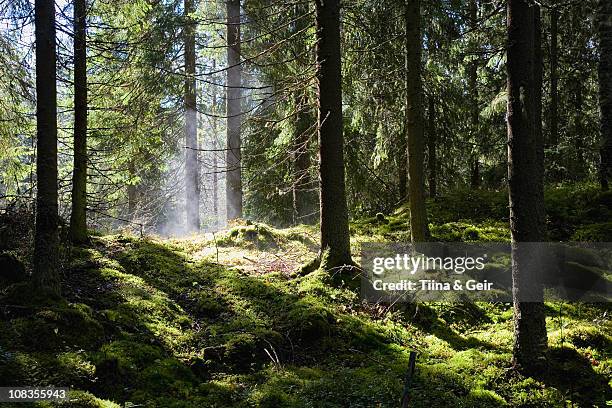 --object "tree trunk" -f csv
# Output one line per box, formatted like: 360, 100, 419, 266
599, 0, 612, 190
69, 0, 88, 244
212, 61, 219, 228
428, 97, 437, 198
184, 0, 200, 232
127, 160, 137, 216
226, 0, 242, 220
534, 4, 545, 218
506, 0, 547, 373
292, 92, 312, 225
469, 0, 480, 189
398, 128, 408, 202
549, 3, 559, 148
34, 0, 60, 293
315, 0, 352, 268
292, 3, 313, 225
405, 0, 429, 242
